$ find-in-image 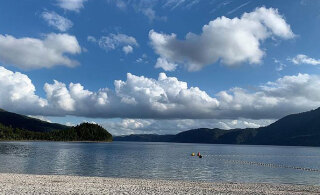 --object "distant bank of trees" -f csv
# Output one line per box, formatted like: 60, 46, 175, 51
0, 123, 112, 142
